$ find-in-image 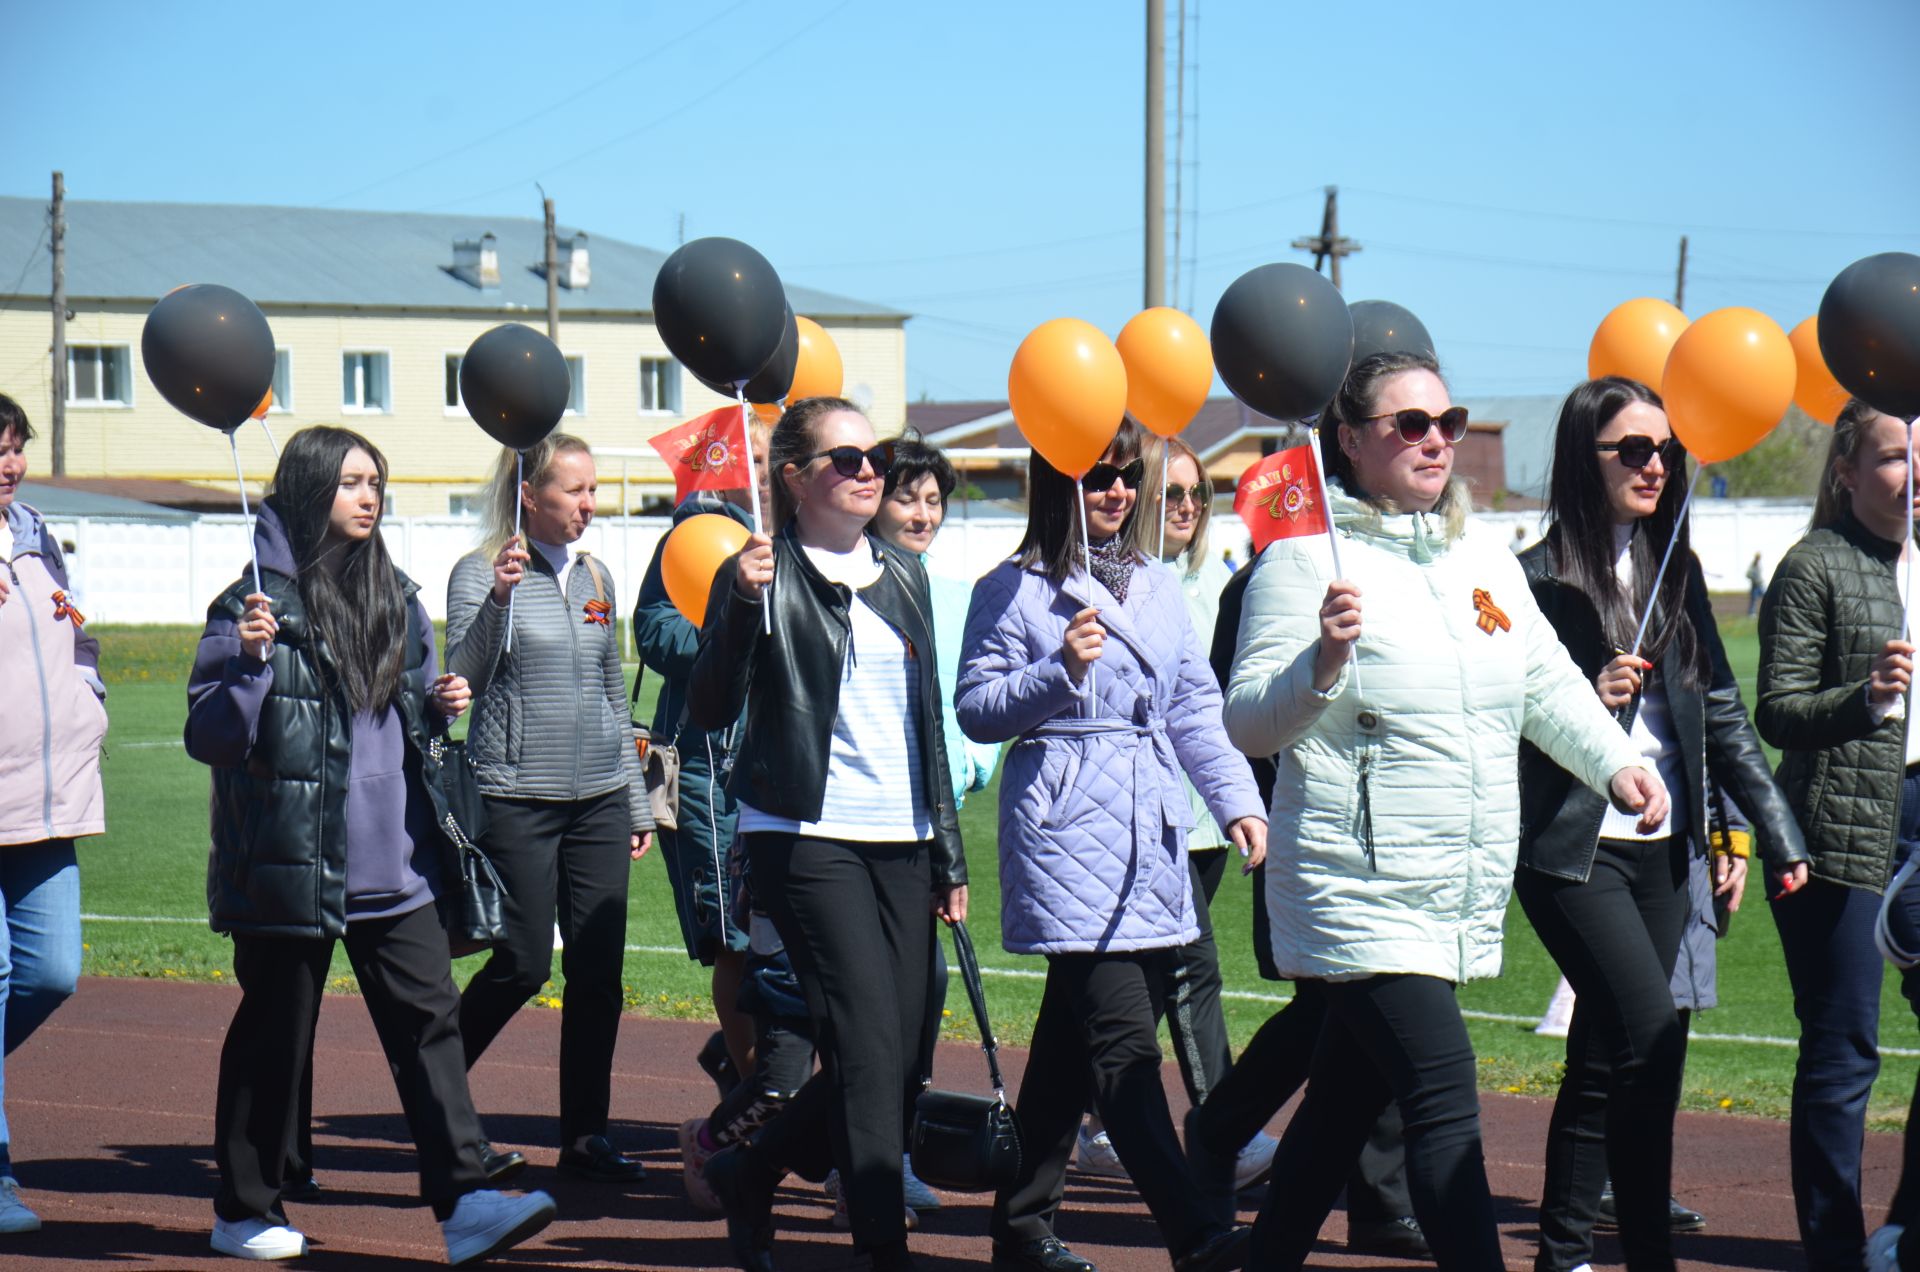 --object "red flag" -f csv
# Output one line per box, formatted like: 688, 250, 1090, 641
648, 406, 752, 504
1233, 444, 1329, 553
